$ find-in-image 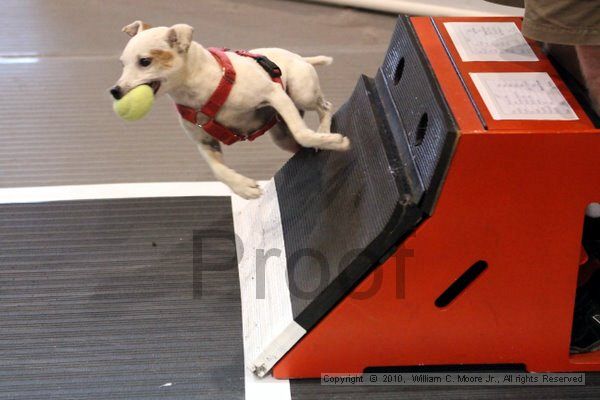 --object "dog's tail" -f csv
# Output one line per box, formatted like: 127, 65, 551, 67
303, 55, 333, 66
